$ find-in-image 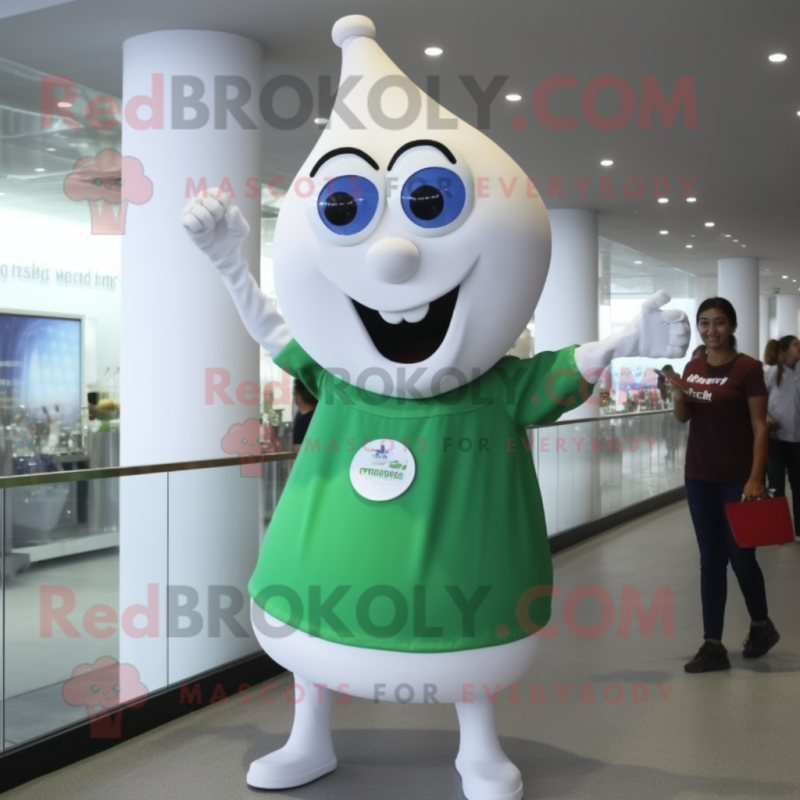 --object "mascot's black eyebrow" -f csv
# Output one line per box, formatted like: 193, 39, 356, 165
310, 148, 380, 177
388, 140, 457, 171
